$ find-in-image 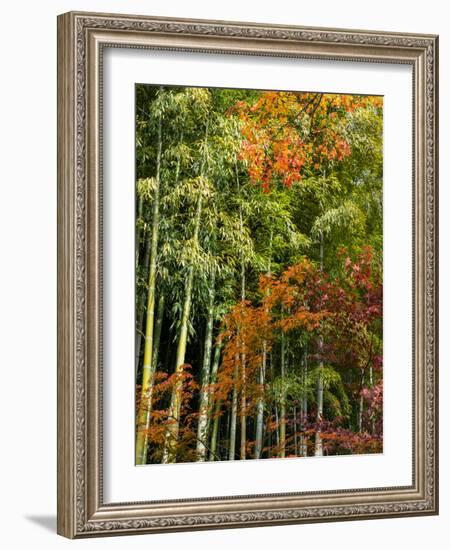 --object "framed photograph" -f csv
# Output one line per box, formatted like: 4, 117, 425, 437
57, 11, 439, 538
